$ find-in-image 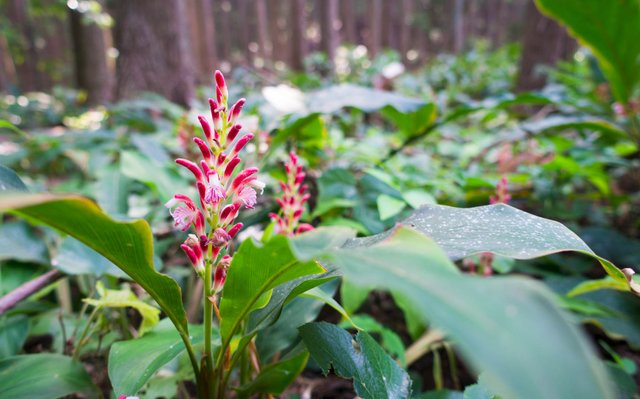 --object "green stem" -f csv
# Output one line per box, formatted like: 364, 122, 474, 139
203, 260, 215, 397
72, 307, 99, 361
